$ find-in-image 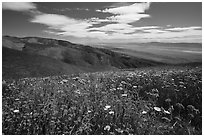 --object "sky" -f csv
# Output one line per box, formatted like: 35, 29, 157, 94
2, 2, 202, 45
